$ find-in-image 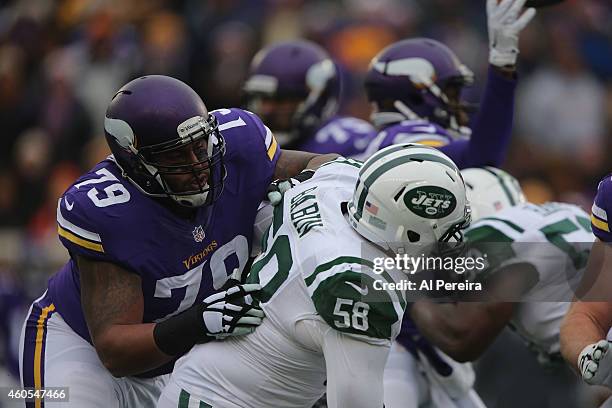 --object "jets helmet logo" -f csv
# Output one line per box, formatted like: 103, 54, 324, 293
404, 186, 457, 219
192, 225, 206, 242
